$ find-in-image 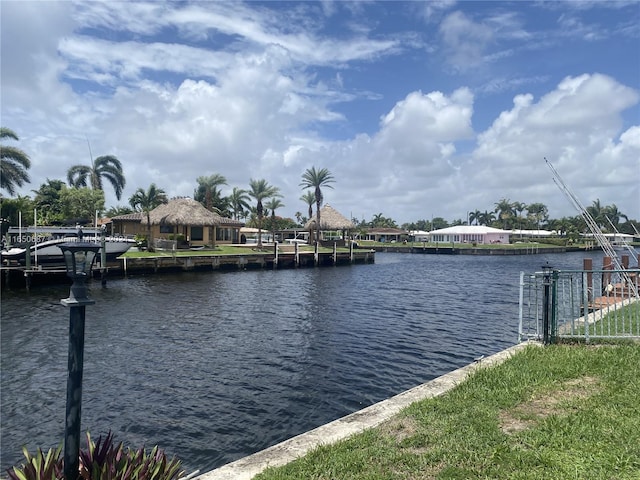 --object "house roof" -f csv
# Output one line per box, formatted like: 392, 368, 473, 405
141, 197, 243, 226
111, 212, 144, 221
429, 225, 510, 235
364, 227, 408, 235
511, 229, 555, 236
304, 204, 355, 230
